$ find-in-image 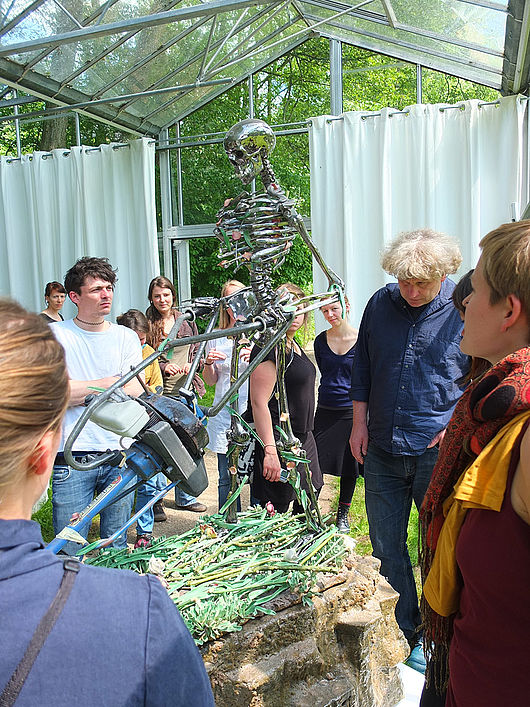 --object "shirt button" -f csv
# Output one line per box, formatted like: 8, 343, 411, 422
398, 406, 401, 410
401, 385, 405, 389
409, 344, 413, 348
